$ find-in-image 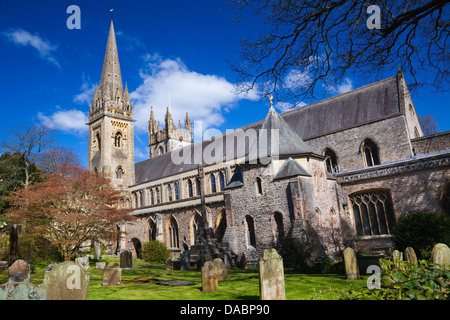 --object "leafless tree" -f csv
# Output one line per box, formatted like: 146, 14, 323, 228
228, 0, 449, 105
418, 114, 440, 135
0, 124, 54, 188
